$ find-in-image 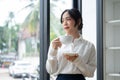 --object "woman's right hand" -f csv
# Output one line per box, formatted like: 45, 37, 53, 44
52, 38, 62, 50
